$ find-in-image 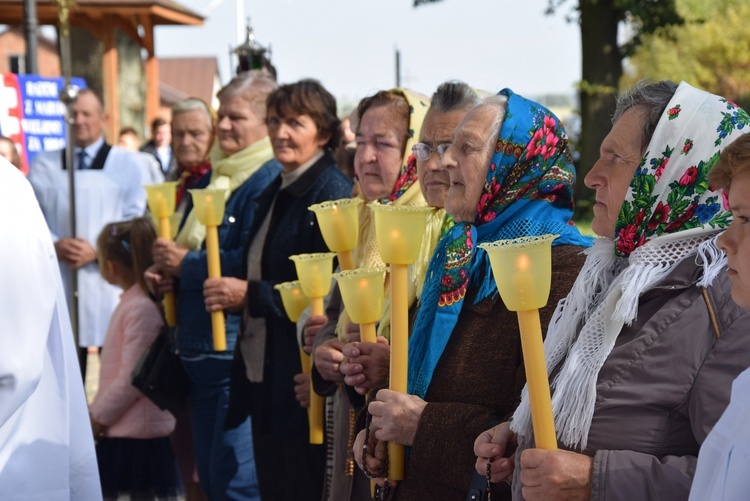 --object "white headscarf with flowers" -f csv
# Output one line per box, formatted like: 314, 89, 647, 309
511, 82, 750, 450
